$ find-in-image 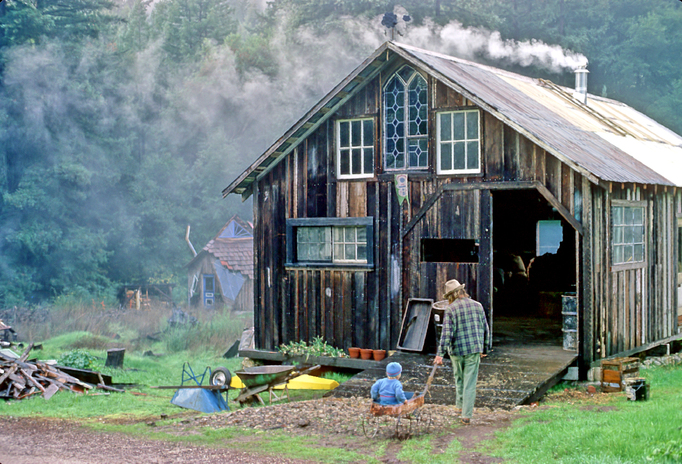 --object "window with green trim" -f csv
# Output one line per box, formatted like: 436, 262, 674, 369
286, 217, 374, 268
